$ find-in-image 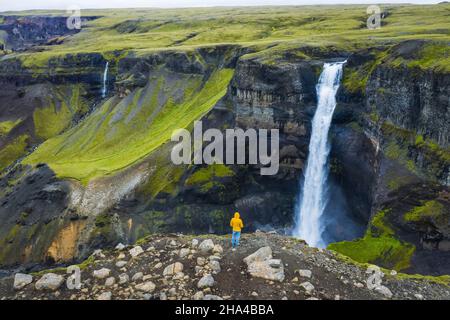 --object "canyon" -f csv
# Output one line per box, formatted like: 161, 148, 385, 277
0, 5, 448, 282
